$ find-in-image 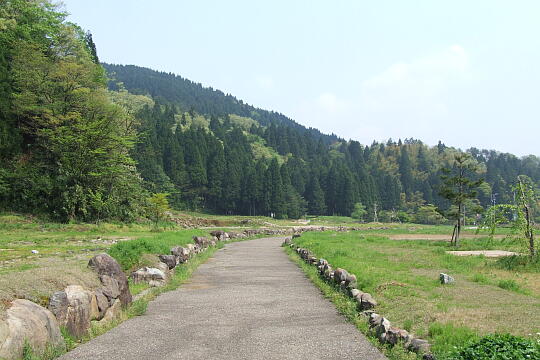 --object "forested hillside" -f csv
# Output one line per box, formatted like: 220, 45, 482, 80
104, 65, 540, 222
1, 0, 539, 223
